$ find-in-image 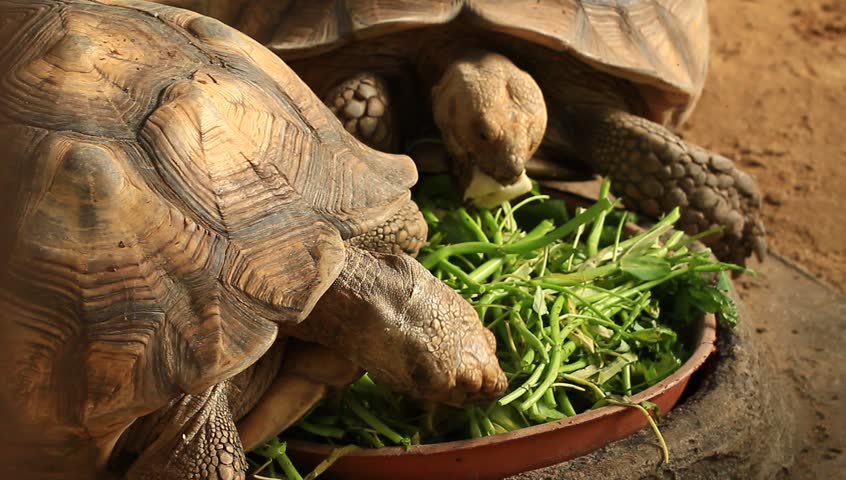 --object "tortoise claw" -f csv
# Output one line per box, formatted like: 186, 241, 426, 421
579, 109, 768, 268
